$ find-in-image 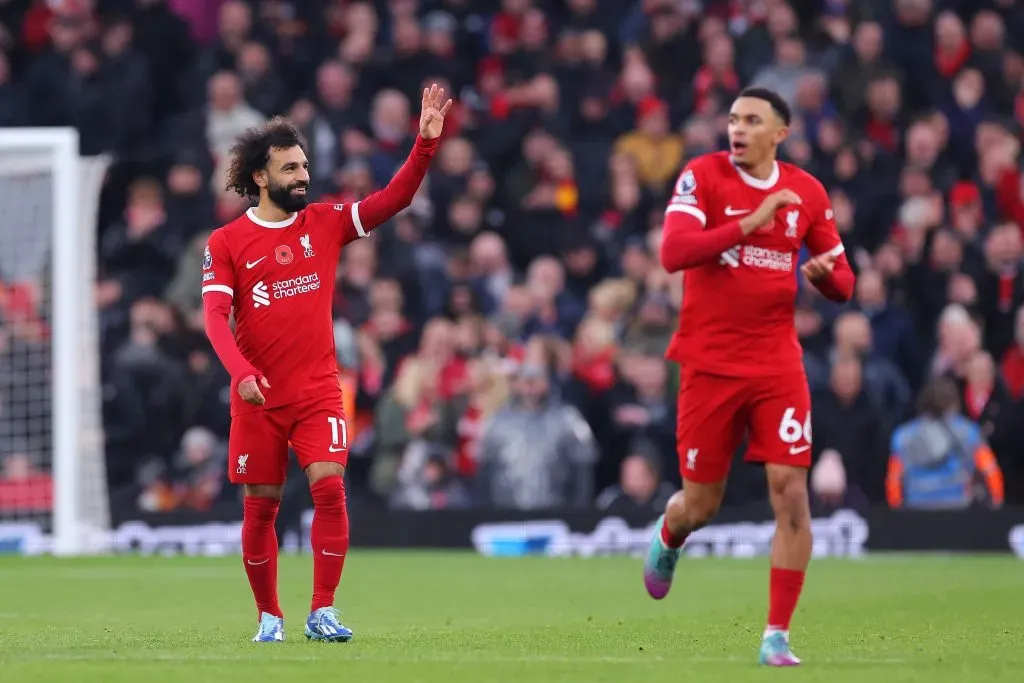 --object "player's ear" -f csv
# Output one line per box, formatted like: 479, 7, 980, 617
774, 125, 790, 146
252, 169, 268, 189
